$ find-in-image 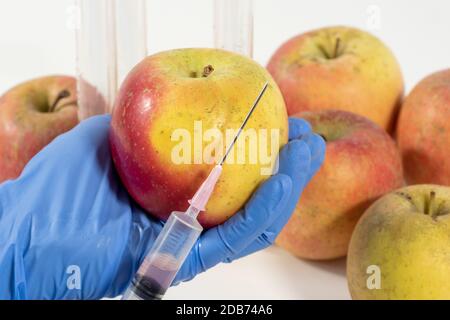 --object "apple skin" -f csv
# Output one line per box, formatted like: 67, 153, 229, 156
347, 184, 450, 300
109, 48, 288, 228
267, 26, 404, 132
397, 69, 450, 185
0, 75, 78, 182
276, 110, 404, 260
